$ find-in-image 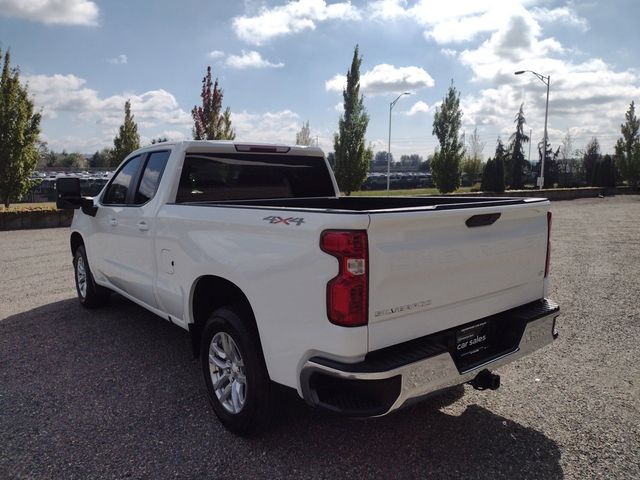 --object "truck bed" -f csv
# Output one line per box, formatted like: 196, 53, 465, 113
175, 195, 548, 212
